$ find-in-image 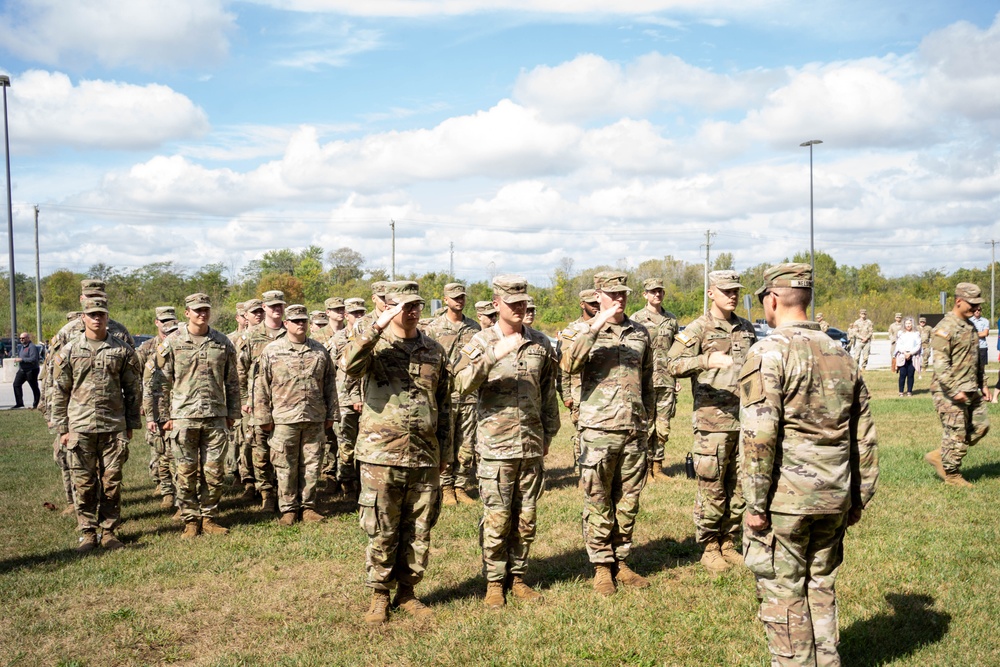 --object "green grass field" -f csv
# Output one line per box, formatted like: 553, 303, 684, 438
2, 371, 999, 666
